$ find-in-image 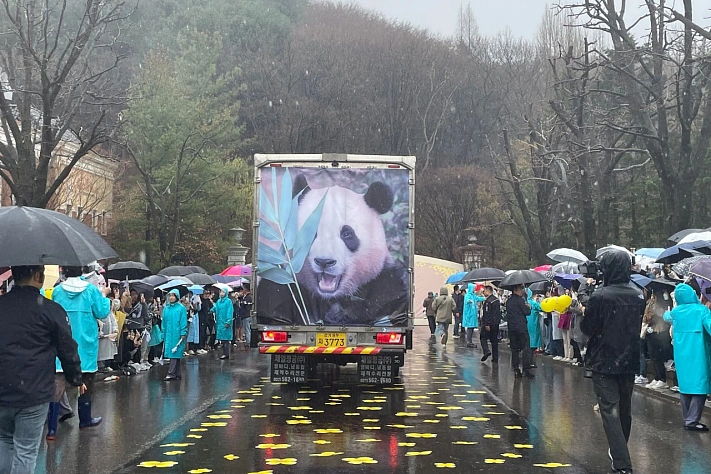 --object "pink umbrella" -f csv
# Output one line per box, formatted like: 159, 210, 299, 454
220, 265, 252, 277
533, 265, 552, 272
